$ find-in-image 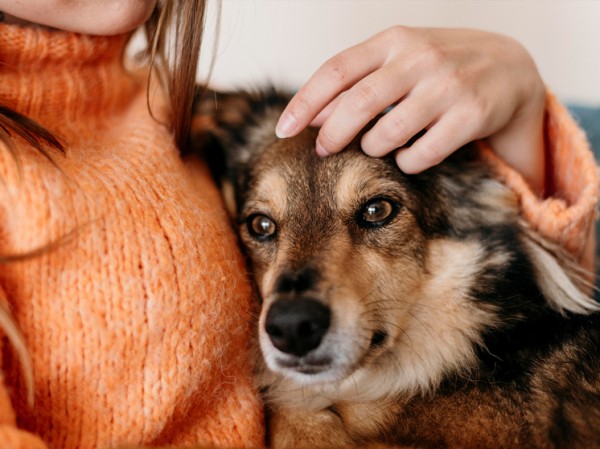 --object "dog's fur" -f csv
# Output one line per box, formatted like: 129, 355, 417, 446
192, 89, 600, 449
